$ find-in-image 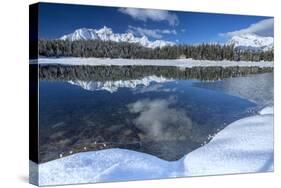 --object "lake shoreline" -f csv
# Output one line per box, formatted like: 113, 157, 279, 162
31, 106, 273, 186
31, 57, 274, 68
38, 63, 273, 82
